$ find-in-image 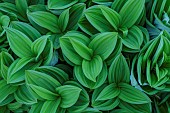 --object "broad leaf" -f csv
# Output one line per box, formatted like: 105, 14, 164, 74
48, 0, 78, 9
27, 11, 60, 33
96, 83, 120, 101
108, 54, 130, 83
89, 32, 118, 60
119, 0, 145, 28
5, 27, 33, 58
118, 83, 151, 104
55, 85, 81, 108
82, 55, 103, 82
